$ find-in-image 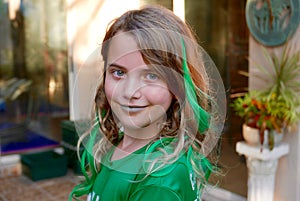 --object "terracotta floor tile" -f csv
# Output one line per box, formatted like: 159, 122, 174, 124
0, 171, 79, 201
